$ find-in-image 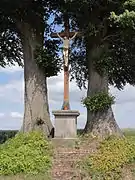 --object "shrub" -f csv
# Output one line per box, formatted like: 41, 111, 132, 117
0, 131, 53, 176
79, 137, 135, 180
82, 92, 115, 112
